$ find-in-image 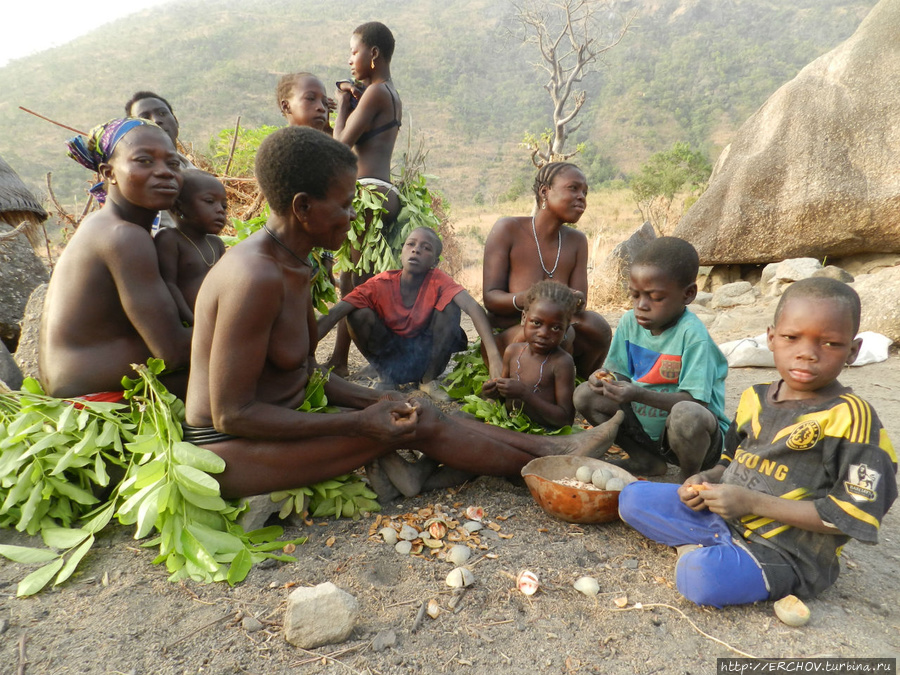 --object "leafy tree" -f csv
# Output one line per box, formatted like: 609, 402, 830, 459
512, 0, 634, 167
631, 142, 712, 233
